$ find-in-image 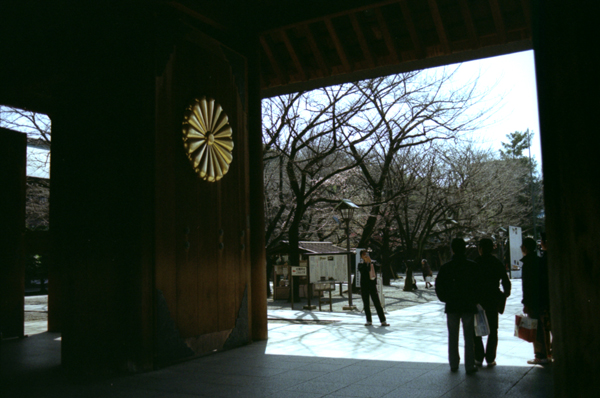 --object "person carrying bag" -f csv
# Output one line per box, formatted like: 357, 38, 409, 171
473, 238, 511, 367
